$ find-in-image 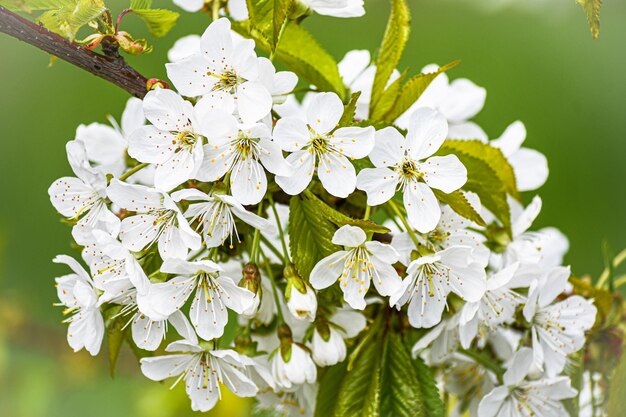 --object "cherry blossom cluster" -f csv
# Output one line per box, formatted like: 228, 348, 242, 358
49, 15, 598, 417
